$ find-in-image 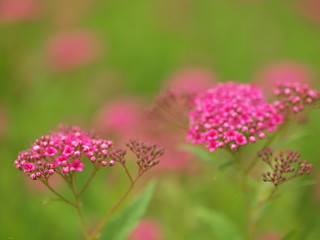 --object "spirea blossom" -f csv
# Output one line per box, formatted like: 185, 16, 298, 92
272, 82, 320, 116
188, 82, 283, 152
259, 148, 313, 186
15, 126, 114, 180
